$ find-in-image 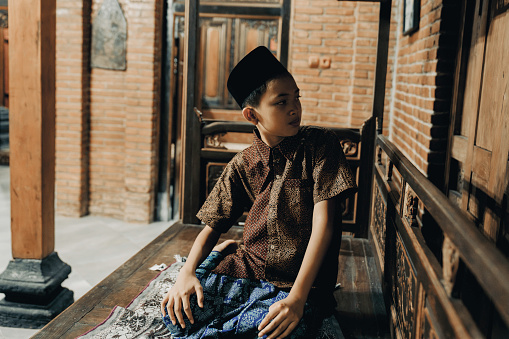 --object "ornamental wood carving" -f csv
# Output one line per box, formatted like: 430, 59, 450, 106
403, 184, 419, 227
206, 163, 227, 196
205, 134, 226, 149
394, 233, 417, 339
372, 184, 387, 267
340, 139, 358, 157
442, 235, 460, 296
